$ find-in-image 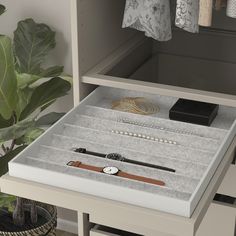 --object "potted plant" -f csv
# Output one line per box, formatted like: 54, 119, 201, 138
0, 5, 71, 235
